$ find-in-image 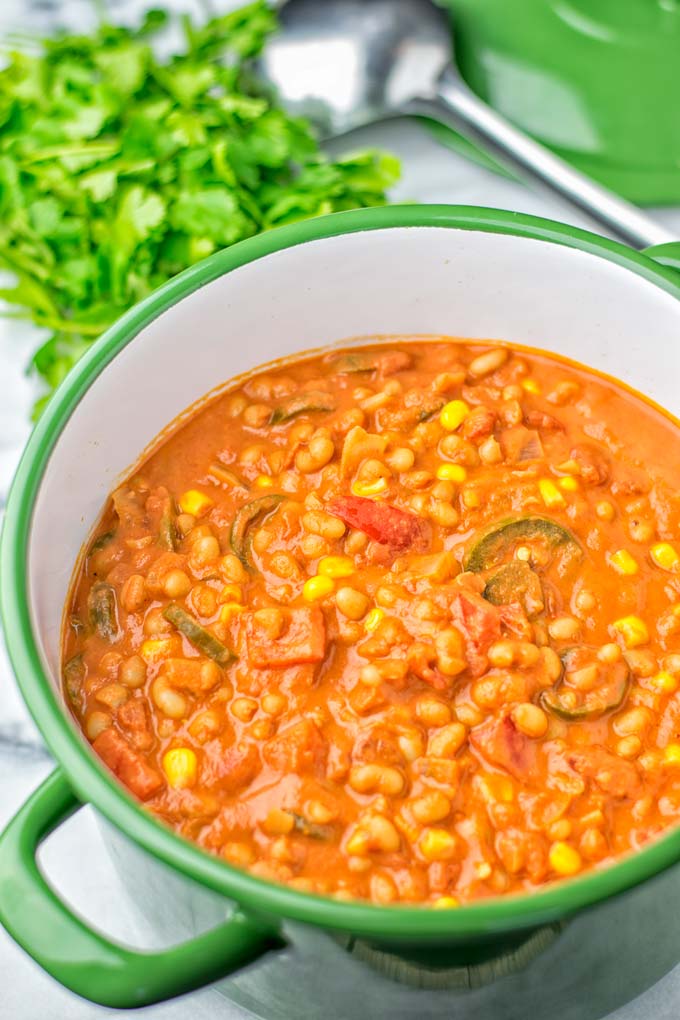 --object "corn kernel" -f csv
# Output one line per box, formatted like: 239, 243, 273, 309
664, 744, 680, 765
609, 549, 639, 576
420, 828, 457, 861
178, 489, 213, 518
612, 615, 649, 648
220, 603, 245, 623
351, 477, 387, 498
219, 584, 243, 604
364, 607, 385, 632
162, 747, 197, 788
254, 475, 274, 489
651, 542, 680, 572
549, 841, 582, 876
140, 638, 174, 663
436, 463, 467, 483
346, 830, 369, 856
433, 896, 460, 909
558, 476, 579, 492
303, 575, 335, 602
521, 378, 541, 395
318, 555, 355, 579
439, 400, 470, 431
650, 670, 679, 695
538, 478, 565, 508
